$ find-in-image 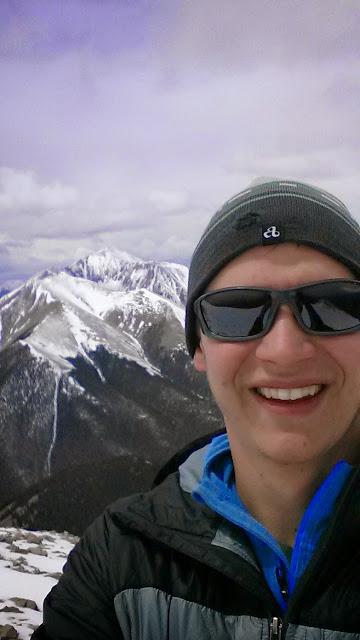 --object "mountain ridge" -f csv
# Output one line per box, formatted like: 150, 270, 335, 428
0, 248, 222, 531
